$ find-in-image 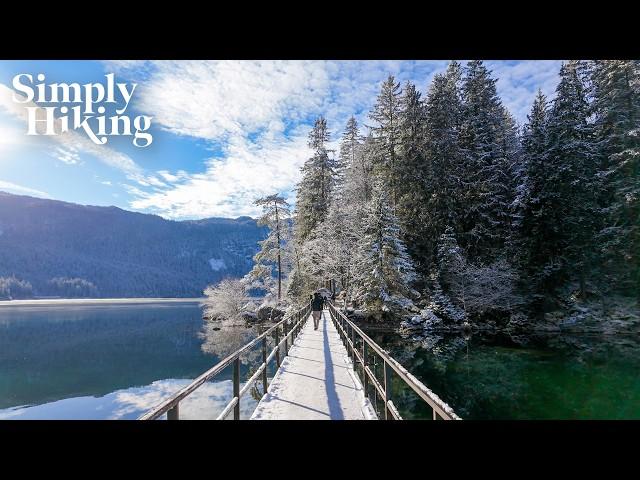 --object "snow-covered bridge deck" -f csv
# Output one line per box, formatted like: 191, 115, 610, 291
139, 302, 459, 421
251, 310, 376, 420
